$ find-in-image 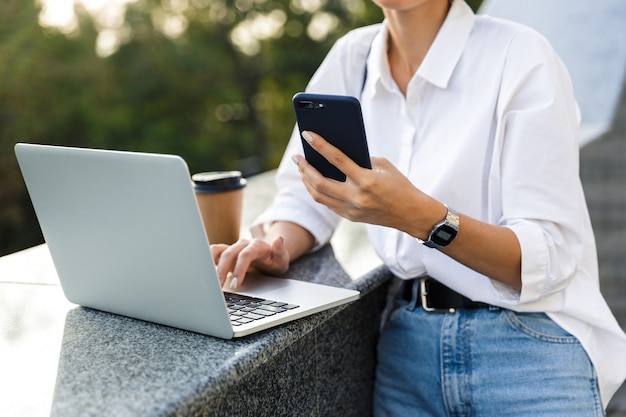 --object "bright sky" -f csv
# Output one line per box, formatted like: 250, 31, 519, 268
37, 0, 338, 56
38, 0, 136, 56
38, 0, 133, 32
